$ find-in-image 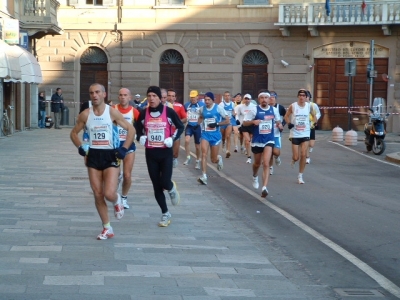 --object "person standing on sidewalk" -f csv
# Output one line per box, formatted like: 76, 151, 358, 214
70, 83, 135, 240
51, 88, 64, 129
167, 89, 187, 168
38, 91, 46, 128
114, 88, 140, 209
135, 86, 184, 227
284, 88, 317, 184
197, 92, 230, 185
243, 92, 283, 197
183, 90, 205, 169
